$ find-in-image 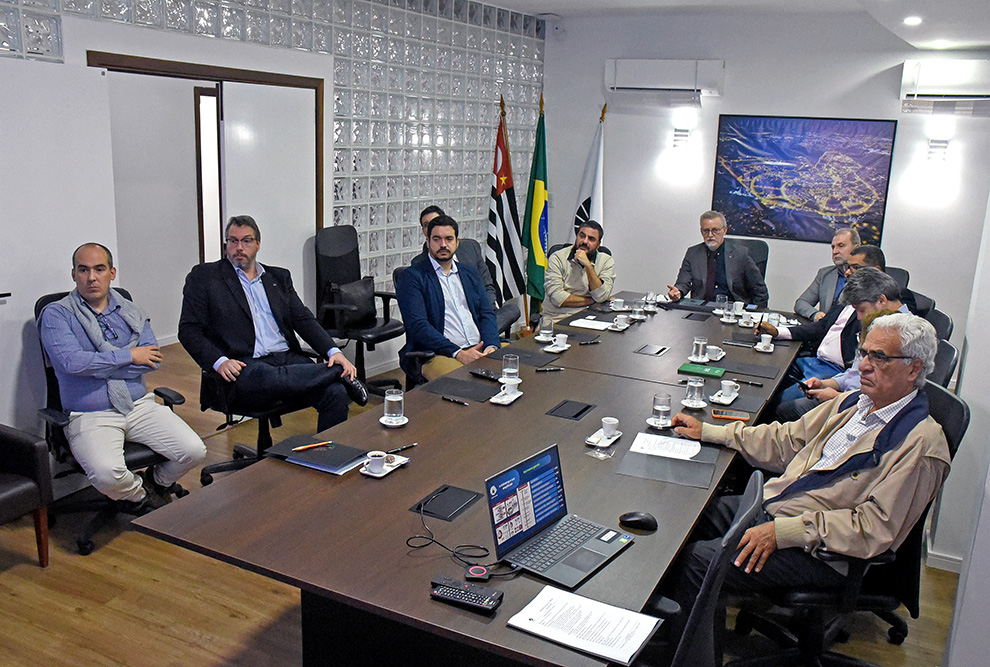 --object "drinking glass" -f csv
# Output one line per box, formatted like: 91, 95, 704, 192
652, 392, 672, 427
538, 315, 554, 340
714, 294, 729, 314
384, 389, 404, 424
502, 353, 519, 380
684, 378, 705, 408
633, 299, 646, 319
691, 336, 708, 361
